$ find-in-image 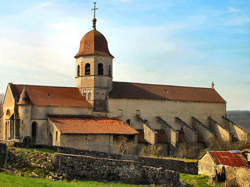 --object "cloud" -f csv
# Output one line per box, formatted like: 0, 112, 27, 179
228, 7, 240, 13
21, 1, 53, 15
